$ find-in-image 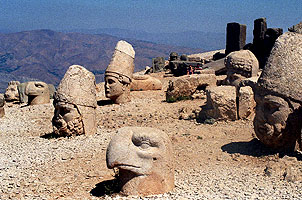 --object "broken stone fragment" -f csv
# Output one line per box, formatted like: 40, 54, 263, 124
238, 86, 256, 120
130, 75, 162, 91
203, 86, 237, 121
166, 74, 216, 102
